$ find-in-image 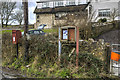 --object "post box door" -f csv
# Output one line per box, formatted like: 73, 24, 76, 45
12, 30, 21, 44
12, 30, 17, 44
68, 28, 75, 41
